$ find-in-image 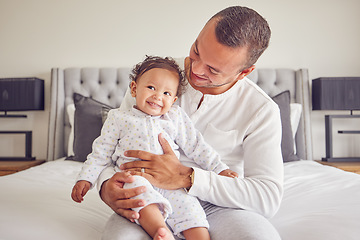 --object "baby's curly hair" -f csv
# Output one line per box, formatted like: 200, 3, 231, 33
130, 55, 187, 96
